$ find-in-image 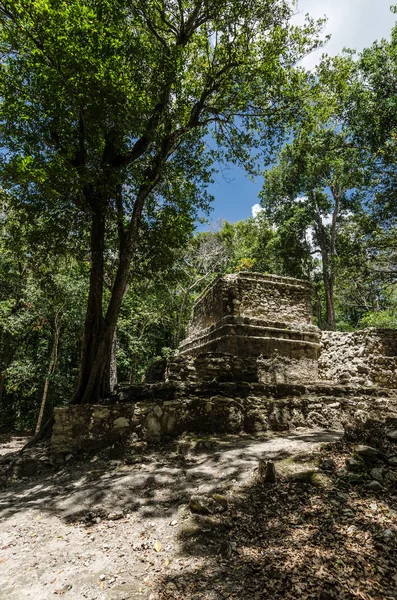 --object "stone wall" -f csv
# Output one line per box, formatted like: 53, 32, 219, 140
167, 352, 318, 386
178, 316, 320, 359
186, 272, 313, 340
319, 329, 397, 388
177, 273, 319, 386
51, 380, 397, 454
